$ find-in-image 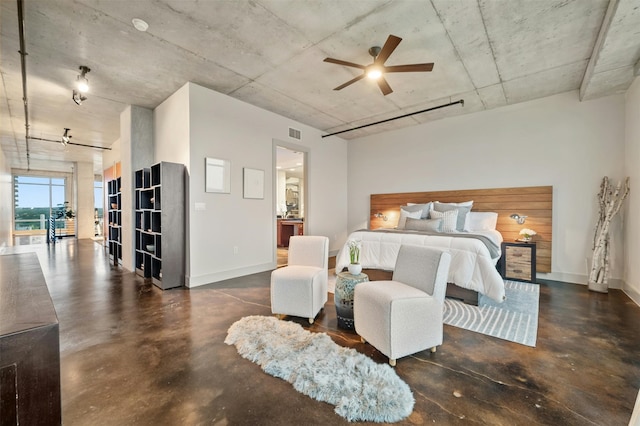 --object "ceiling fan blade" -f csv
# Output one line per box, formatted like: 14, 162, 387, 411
324, 58, 366, 69
334, 74, 365, 91
377, 77, 393, 96
384, 63, 434, 73
374, 34, 402, 66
